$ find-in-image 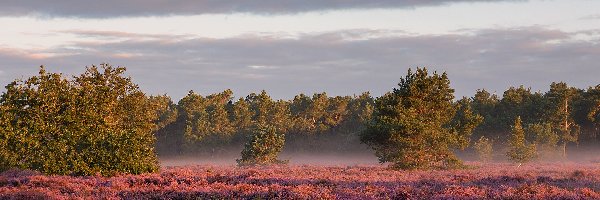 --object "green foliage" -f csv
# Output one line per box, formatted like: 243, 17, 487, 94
246, 91, 292, 132
471, 89, 501, 137
570, 85, 600, 143
291, 93, 351, 134
360, 68, 482, 170
507, 117, 537, 164
473, 136, 493, 162
161, 88, 375, 156
237, 125, 287, 166
150, 95, 183, 156
498, 86, 546, 130
584, 85, 600, 124
544, 82, 581, 157
451, 97, 484, 148
232, 97, 253, 134
178, 90, 235, 153
526, 122, 559, 158
149, 95, 179, 130
0, 64, 159, 176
